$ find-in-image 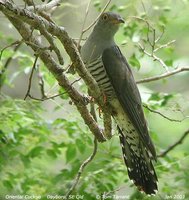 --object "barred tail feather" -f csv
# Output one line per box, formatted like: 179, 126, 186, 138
118, 127, 158, 195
